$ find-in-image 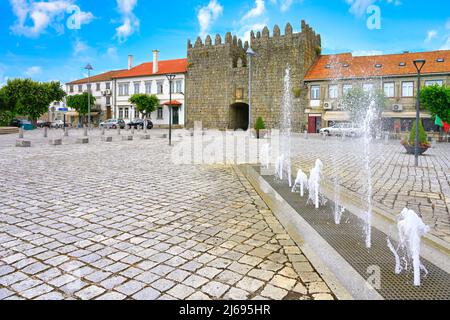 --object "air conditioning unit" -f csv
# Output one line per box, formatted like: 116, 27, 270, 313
334, 101, 344, 110
101, 91, 106, 96
323, 101, 332, 110
392, 104, 403, 112
105, 89, 112, 95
